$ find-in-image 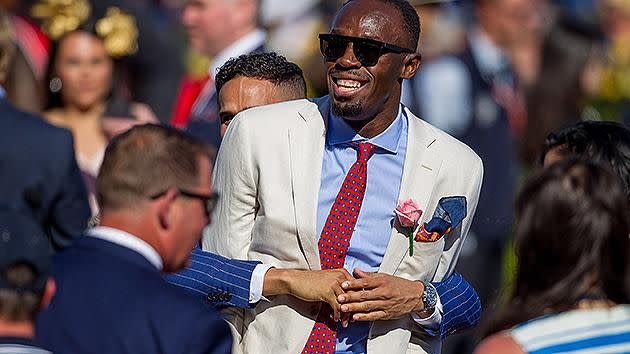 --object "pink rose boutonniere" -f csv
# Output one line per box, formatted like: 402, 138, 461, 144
395, 198, 423, 256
